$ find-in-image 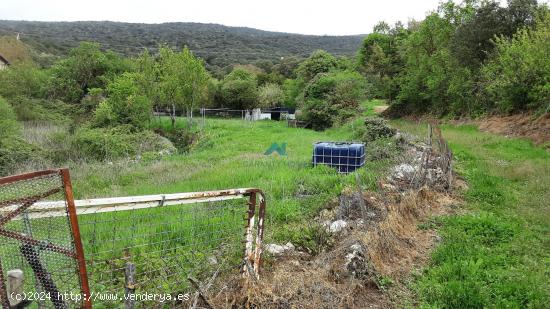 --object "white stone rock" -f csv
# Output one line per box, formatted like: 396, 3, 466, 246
283, 242, 295, 251
329, 220, 348, 233
392, 164, 417, 180
207, 256, 218, 265
265, 244, 286, 255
